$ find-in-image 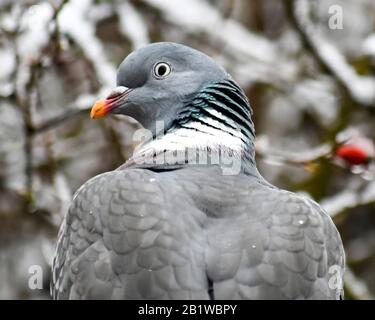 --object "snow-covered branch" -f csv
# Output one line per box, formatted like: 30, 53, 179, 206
344, 267, 374, 300
287, 0, 375, 106
142, 0, 296, 87
322, 179, 375, 218
256, 135, 333, 166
